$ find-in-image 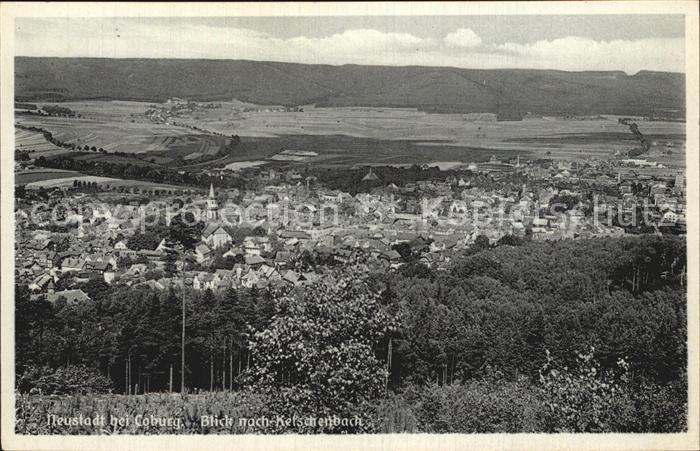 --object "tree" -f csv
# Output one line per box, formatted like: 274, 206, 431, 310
473, 234, 491, 251
496, 234, 524, 247
15, 285, 56, 370
538, 349, 636, 432
17, 364, 113, 395
82, 278, 110, 300
168, 212, 204, 249
246, 267, 398, 432
127, 232, 162, 251
163, 244, 179, 276
392, 242, 414, 263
